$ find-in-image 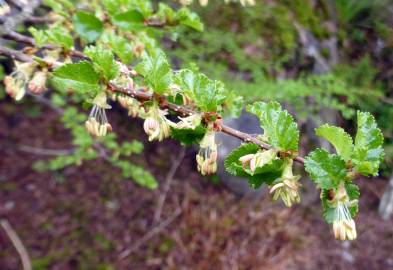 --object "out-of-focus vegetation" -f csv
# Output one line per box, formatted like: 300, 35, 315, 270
165, 0, 393, 170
